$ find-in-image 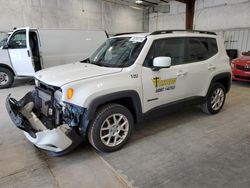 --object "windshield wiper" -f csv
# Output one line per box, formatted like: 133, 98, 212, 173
81, 58, 105, 67
80, 58, 91, 63
81, 58, 120, 68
